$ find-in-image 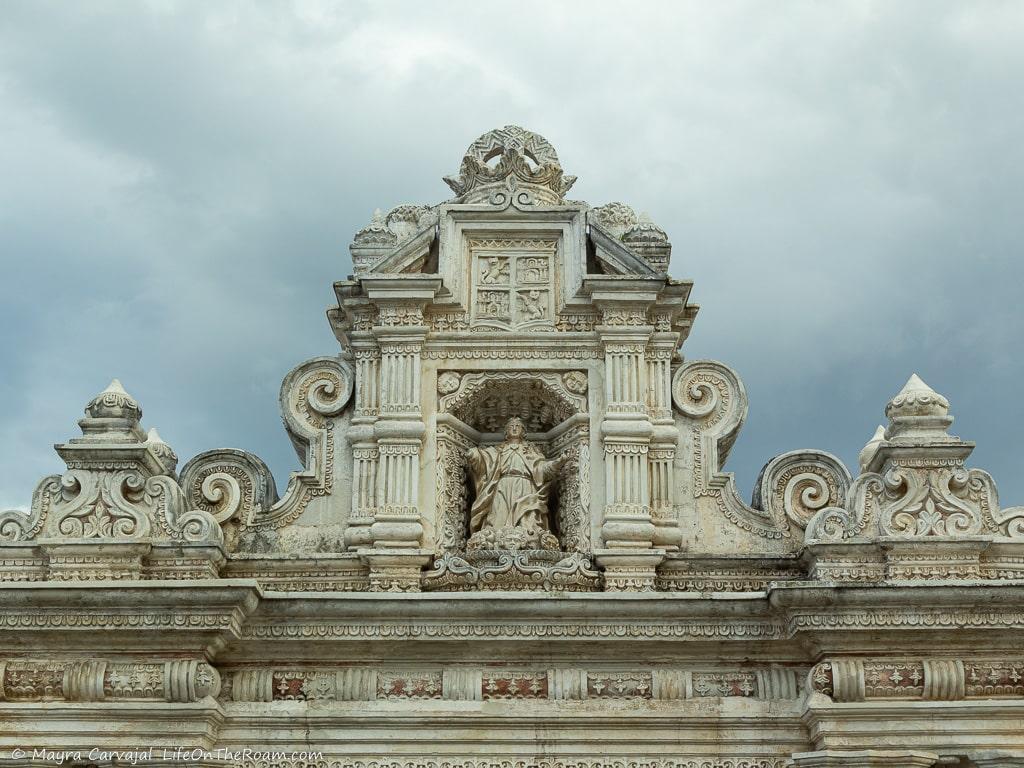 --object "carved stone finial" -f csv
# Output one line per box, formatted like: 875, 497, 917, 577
349, 205, 439, 276
805, 373, 1024, 552
622, 215, 671, 273
858, 425, 886, 473
443, 125, 576, 206
590, 202, 639, 238
353, 209, 395, 246
146, 427, 178, 474
78, 379, 145, 444
884, 374, 953, 442
590, 203, 672, 273
85, 379, 142, 422
385, 205, 432, 243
